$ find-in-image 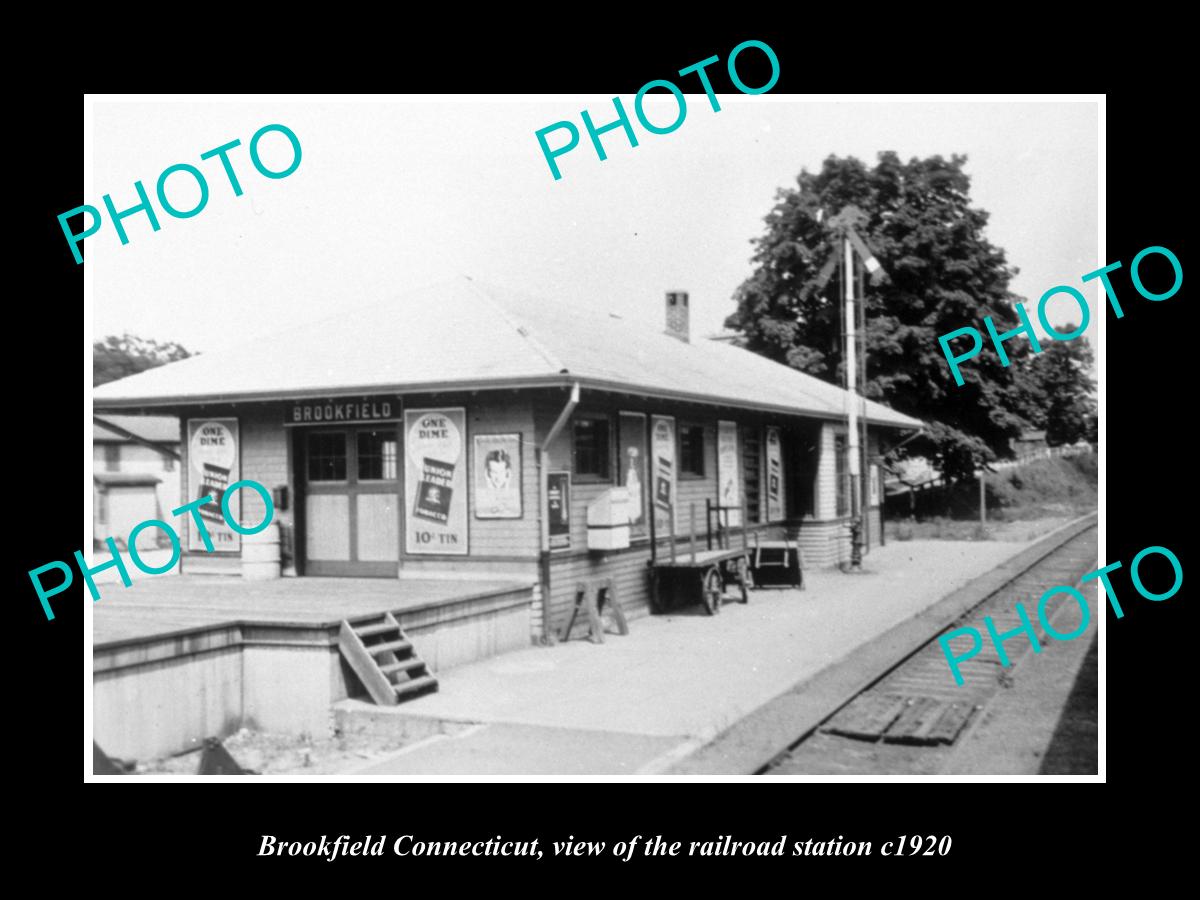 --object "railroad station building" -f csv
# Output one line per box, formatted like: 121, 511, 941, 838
93, 277, 920, 642
93, 279, 922, 758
